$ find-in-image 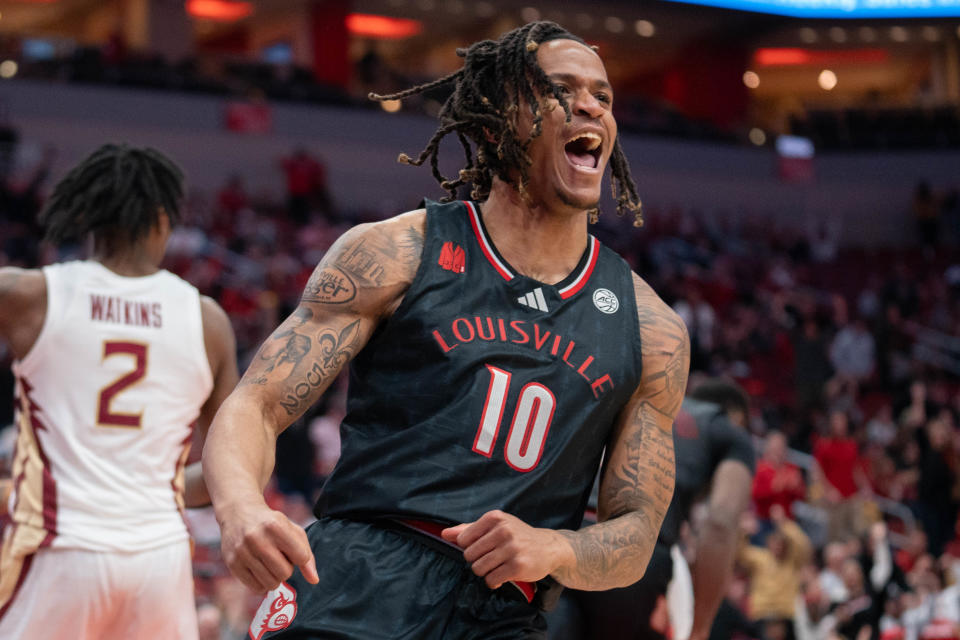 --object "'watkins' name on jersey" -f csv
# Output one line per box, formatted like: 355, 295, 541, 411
431, 315, 614, 399
90, 294, 163, 328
